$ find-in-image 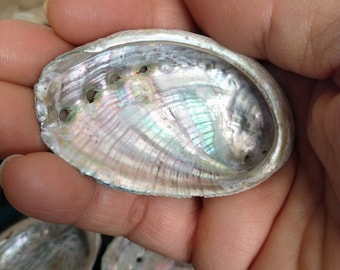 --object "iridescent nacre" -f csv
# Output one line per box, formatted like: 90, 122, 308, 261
102, 237, 194, 270
34, 29, 294, 197
0, 218, 101, 270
